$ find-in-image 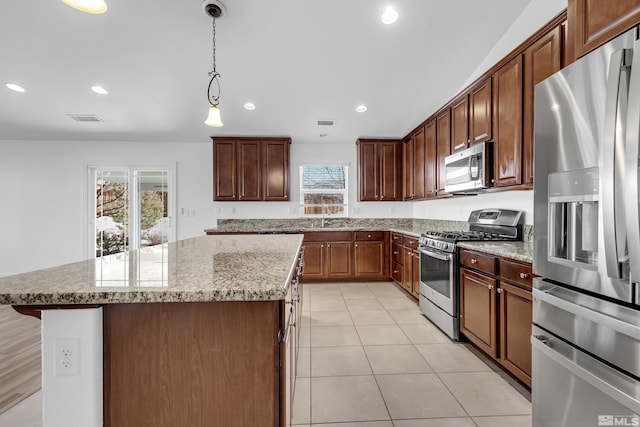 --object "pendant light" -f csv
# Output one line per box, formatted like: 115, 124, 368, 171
203, 0, 226, 127
61, 0, 107, 14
